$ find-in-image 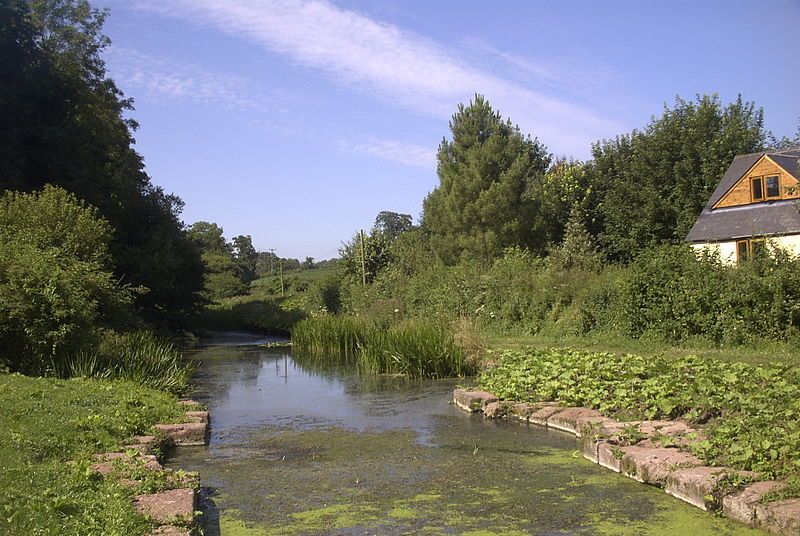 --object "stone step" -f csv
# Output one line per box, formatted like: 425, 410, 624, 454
452, 389, 498, 412
134, 488, 197, 526
154, 421, 208, 446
